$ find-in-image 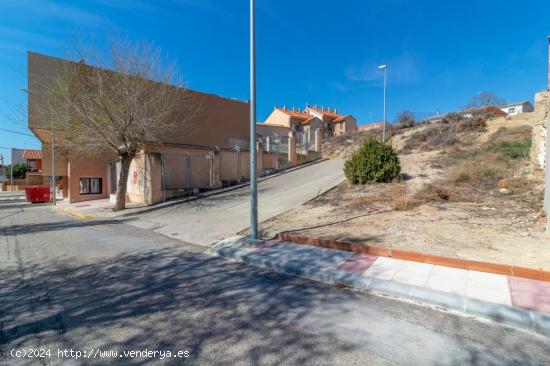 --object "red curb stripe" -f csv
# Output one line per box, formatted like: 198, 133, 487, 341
276, 232, 550, 283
